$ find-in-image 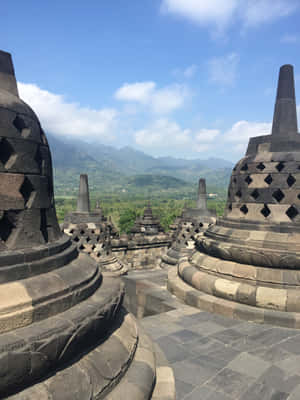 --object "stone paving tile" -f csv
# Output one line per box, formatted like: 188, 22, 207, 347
227, 352, 271, 378
249, 345, 292, 363
210, 327, 245, 344
156, 336, 193, 363
277, 354, 300, 375
208, 367, 255, 398
170, 329, 200, 344
190, 353, 229, 371
136, 269, 300, 400
248, 327, 297, 347
279, 334, 300, 354
188, 320, 226, 336
177, 311, 213, 326
174, 379, 195, 399
172, 358, 219, 386
142, 322, 181, 339
184, 385, 233, 400
242, 382, 289, 400
287, 384, 300, 400
256, 366, 300, 394
232, 321, 271, 335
